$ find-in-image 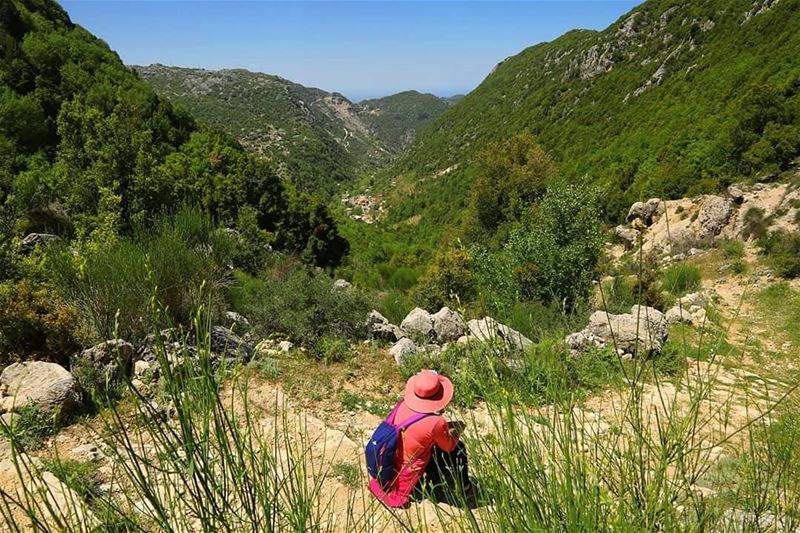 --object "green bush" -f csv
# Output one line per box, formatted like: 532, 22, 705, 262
662, 264, 702, 296
0, 405, 58, 451
46, 207, 234, 342
742, 207, 769, 241
0, 279, 80, 365
720, 239, 745, 260
759, 230, 800, 279
228, 259, 371, 350
411, 247, 476, 311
